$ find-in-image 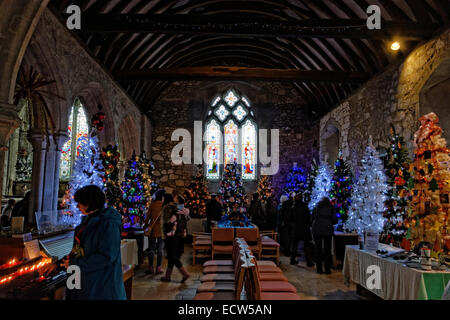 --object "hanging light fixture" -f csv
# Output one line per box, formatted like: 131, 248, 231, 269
391, 41, 401, 51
